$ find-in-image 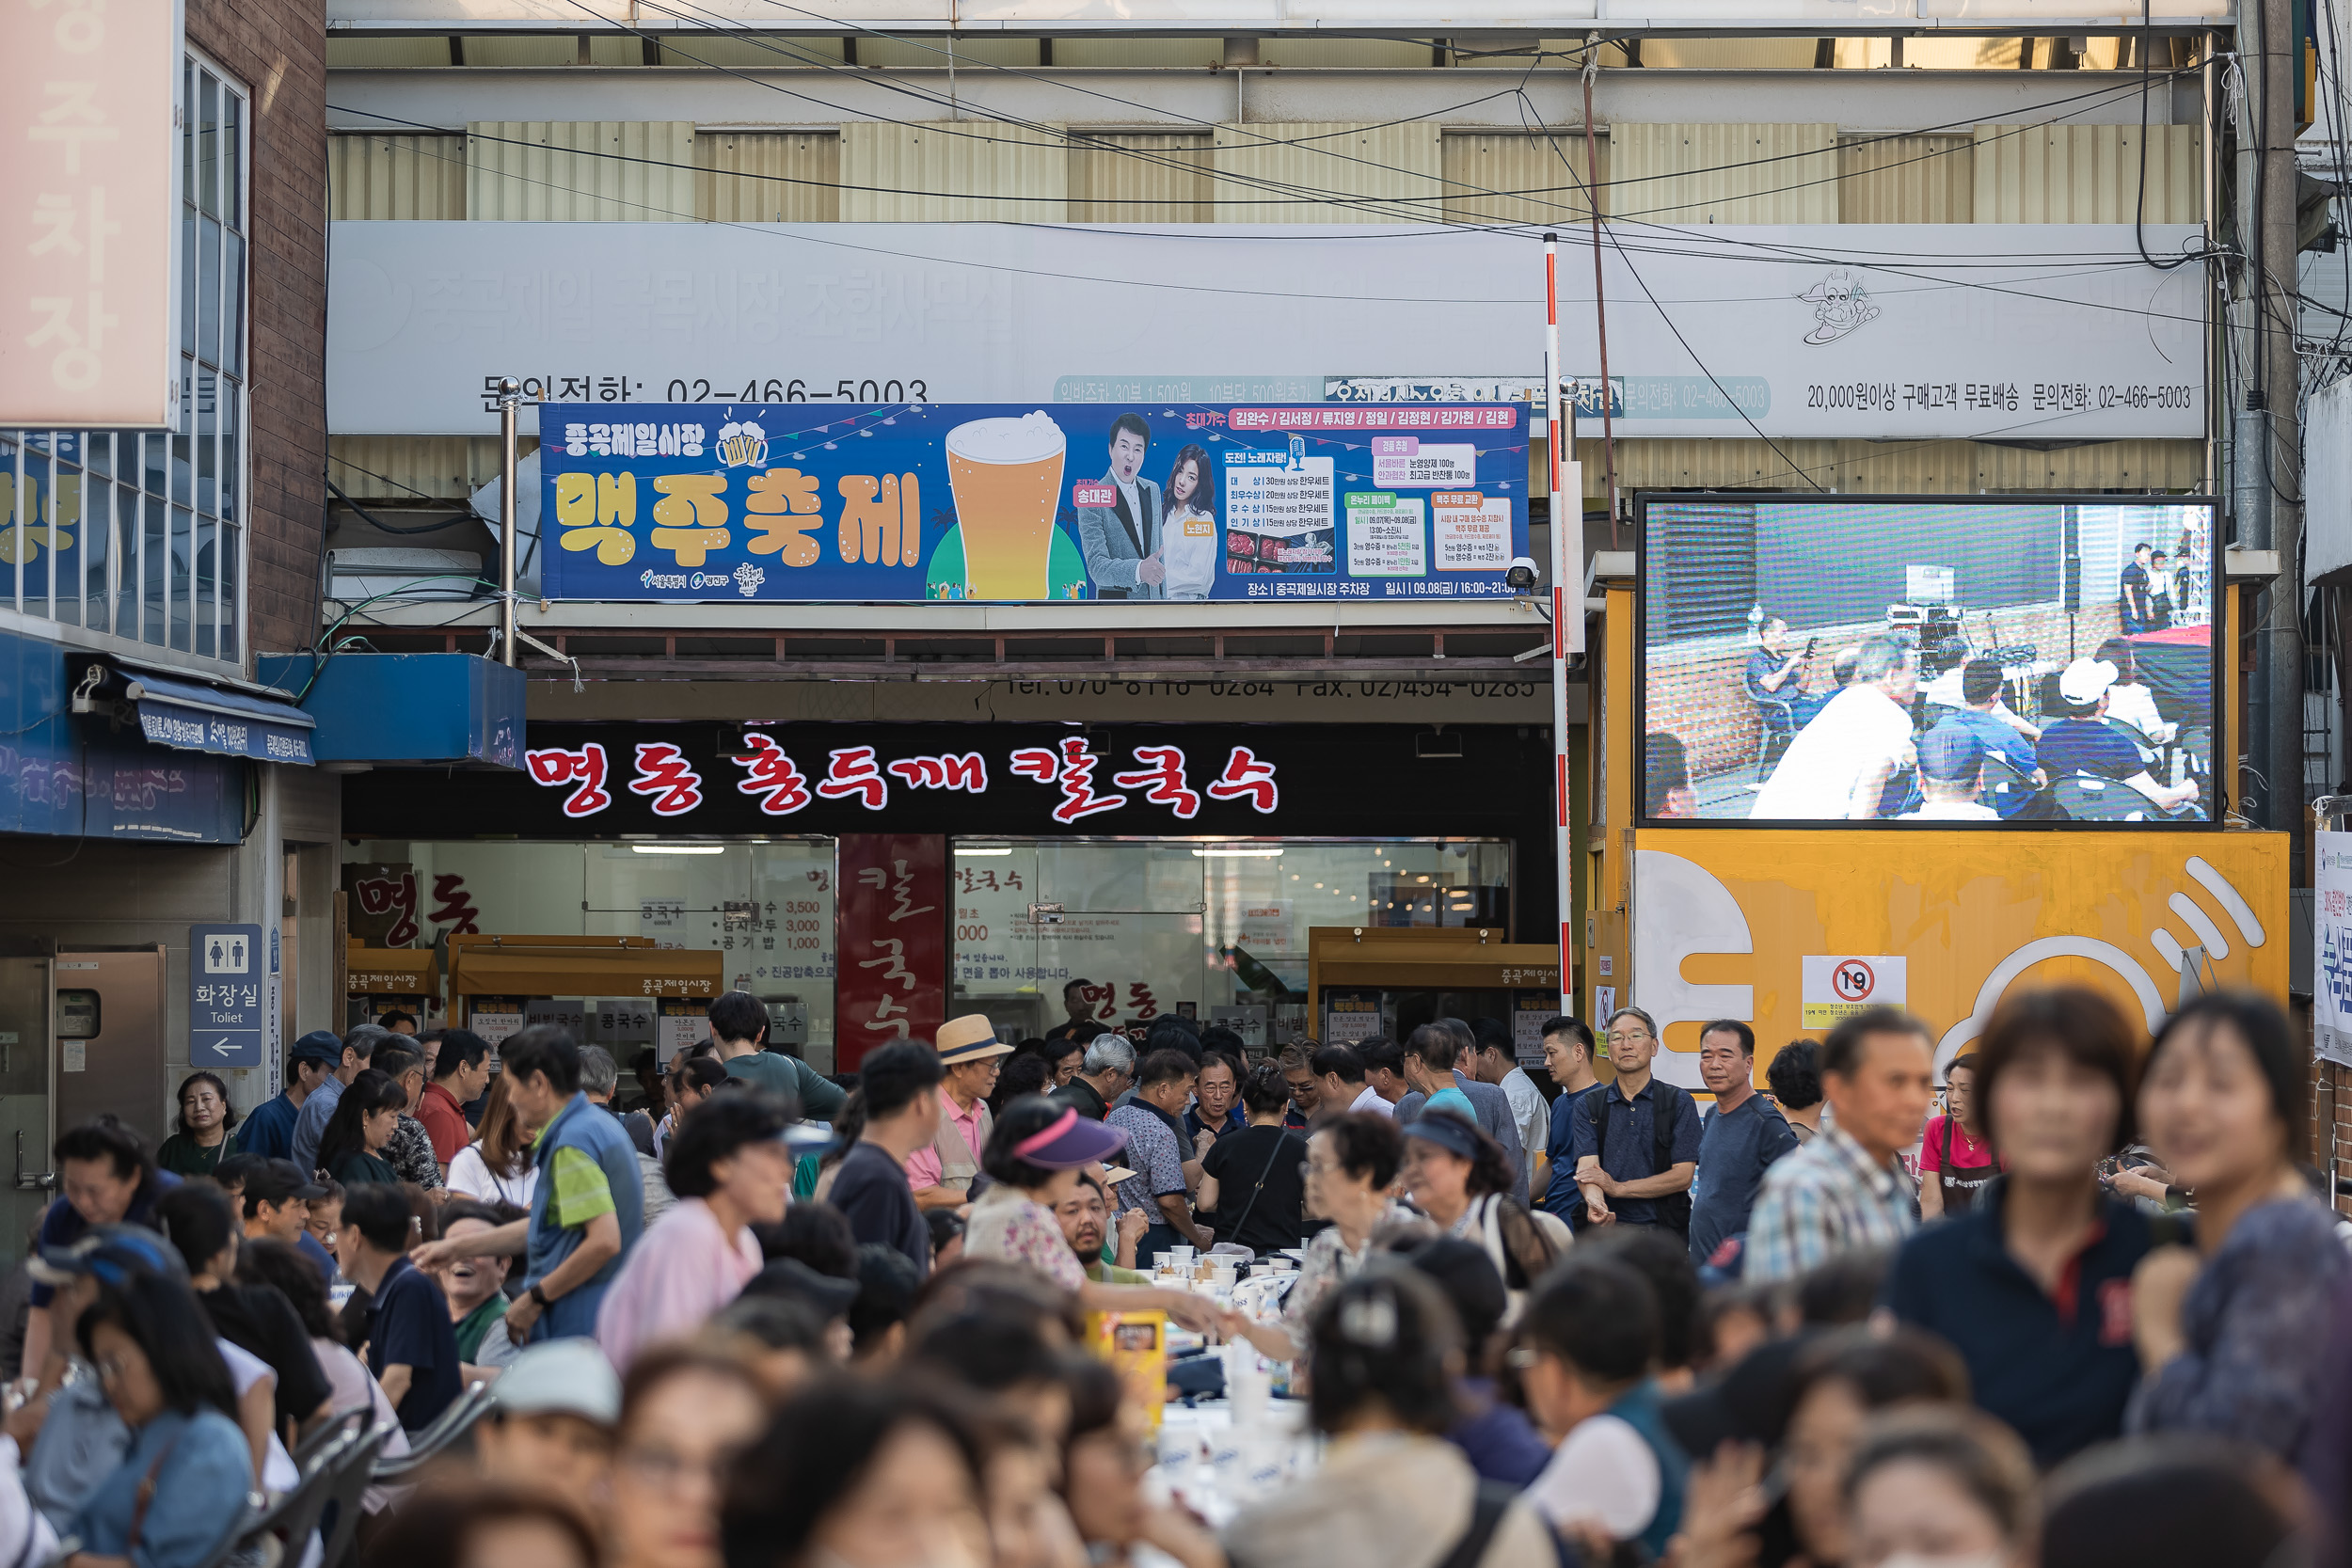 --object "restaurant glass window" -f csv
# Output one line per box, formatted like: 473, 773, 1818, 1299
342, 839, 838, 1065
2, 53, 247, 665
952, 838, 1511, 1044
